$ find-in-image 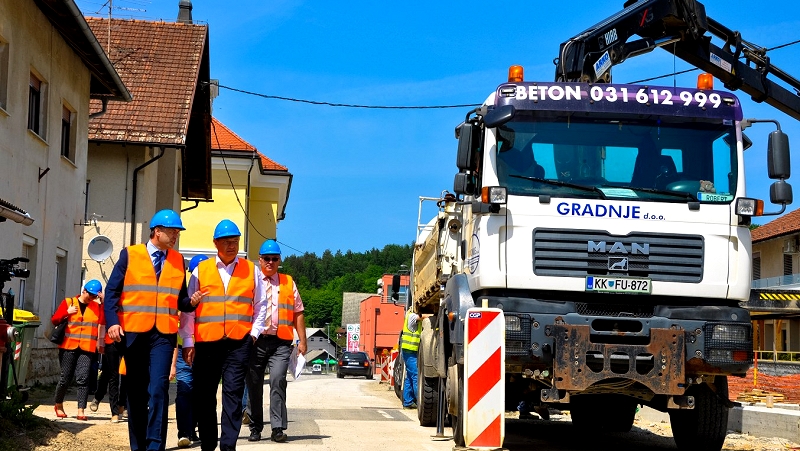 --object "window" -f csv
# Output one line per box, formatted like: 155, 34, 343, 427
60, 105, 76, 161
0, 37, 8, 110
784, 254, 793, 276
752, 252, 761, 281
28, 72, 47, 137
